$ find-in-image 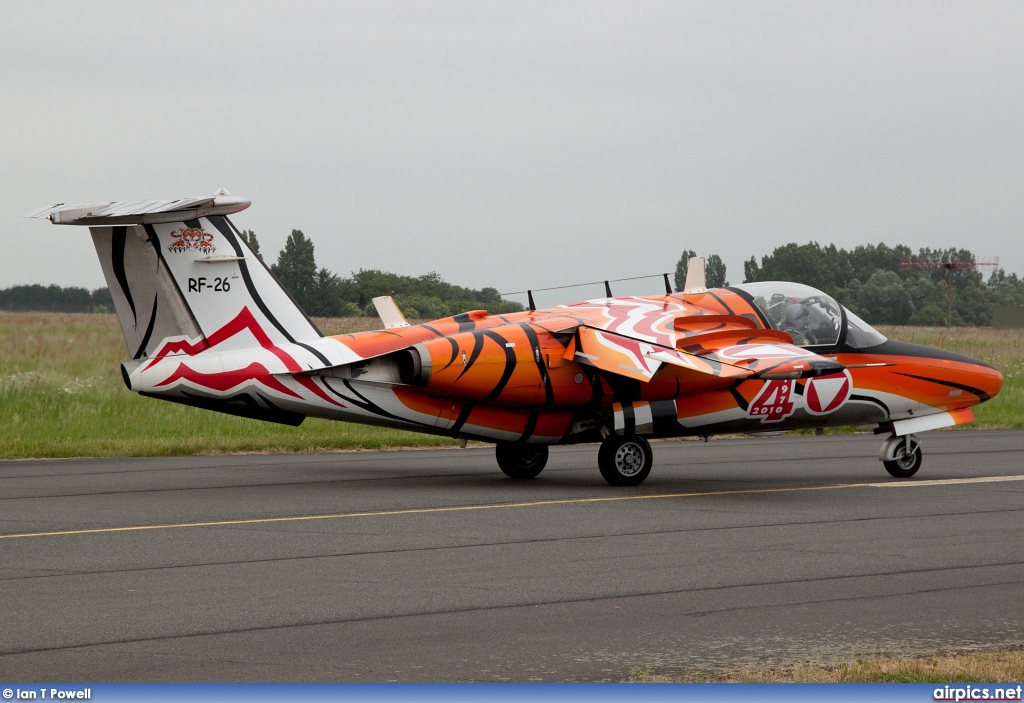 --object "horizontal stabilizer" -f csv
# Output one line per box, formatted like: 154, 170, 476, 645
25, 192, 250, 226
